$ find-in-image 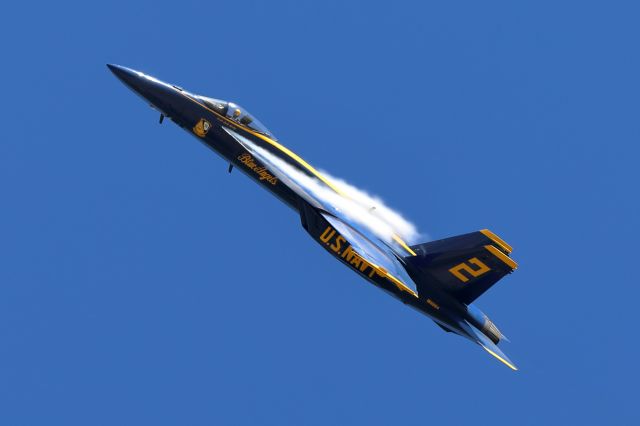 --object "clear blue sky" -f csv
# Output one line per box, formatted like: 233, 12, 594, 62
1, 1, 638, 424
